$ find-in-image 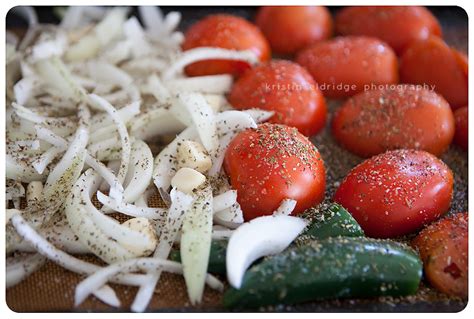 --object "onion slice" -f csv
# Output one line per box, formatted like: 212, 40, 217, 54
130, 188, 194, 312
74, 257, 224, 308
162, 47, 258, 80
273, 199, 297, 216
9, 212, 148, 286
6, 254, 46, 288
226, 214, 308, 289
97, 191, 166, 220
180, 184, 214, 304
88, 94, 131, 186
